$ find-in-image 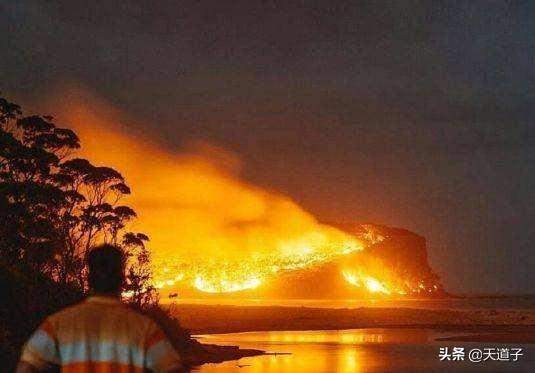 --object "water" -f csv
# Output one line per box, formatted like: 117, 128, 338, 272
194, 329, 535, 372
